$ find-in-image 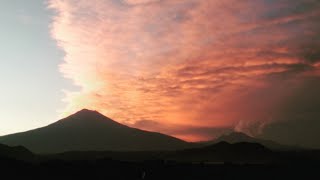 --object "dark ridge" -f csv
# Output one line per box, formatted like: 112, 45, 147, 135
0, 144, 34, 160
